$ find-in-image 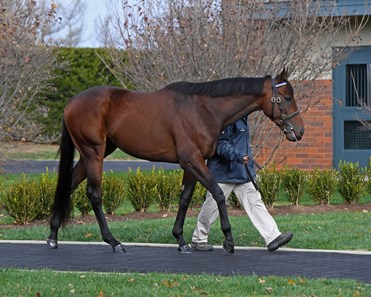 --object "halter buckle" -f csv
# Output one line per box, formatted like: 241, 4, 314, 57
271, 96, 281, 103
